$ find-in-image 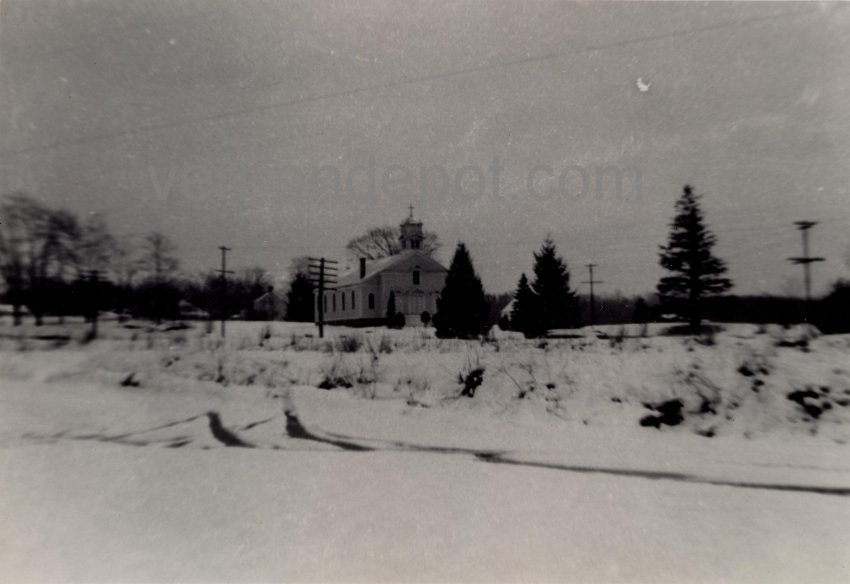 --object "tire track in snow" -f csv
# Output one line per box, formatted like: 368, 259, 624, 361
474, 454, 850, 498
279, 396, 850, 497
280, 392, 372, 451
18, 411, 257, 449
16, 392, 850, 498
205, 412, 254, 448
